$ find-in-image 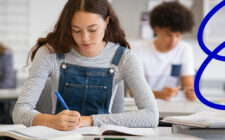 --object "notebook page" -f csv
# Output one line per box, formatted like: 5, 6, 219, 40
163, 111, 225, 128
100, 125, 156, 136
0, 124, 26, 132
11, 126, 82, 139
64, 126, 101, 135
